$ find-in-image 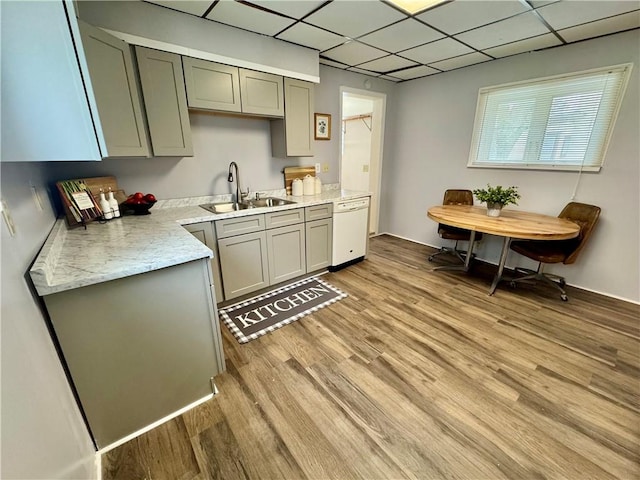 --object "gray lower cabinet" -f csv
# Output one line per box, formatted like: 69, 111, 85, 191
43, 259, 224, 448
215, 205, 332, 301
183, 222, 224, 303
135, 46, 193, 156
266, 223, 306, 285
217, 231, 270, 300
306, 218, 333, 272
